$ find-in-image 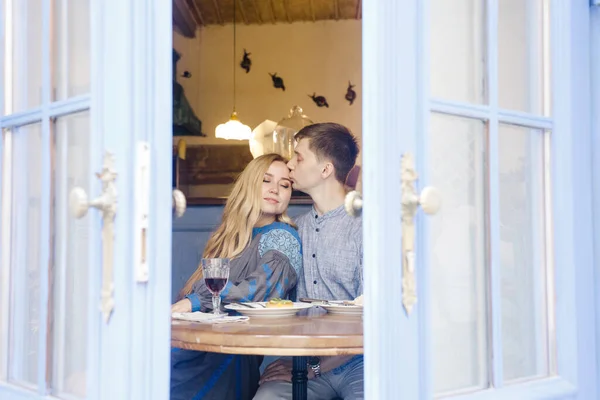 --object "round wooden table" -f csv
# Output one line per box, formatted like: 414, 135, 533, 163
171, 309, 363, 400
